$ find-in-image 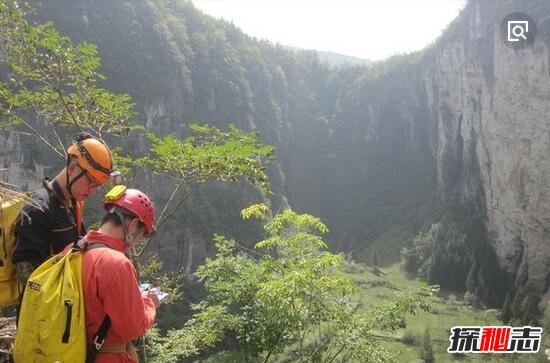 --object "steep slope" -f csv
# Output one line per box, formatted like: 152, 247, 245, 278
422, 0, 550, 295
